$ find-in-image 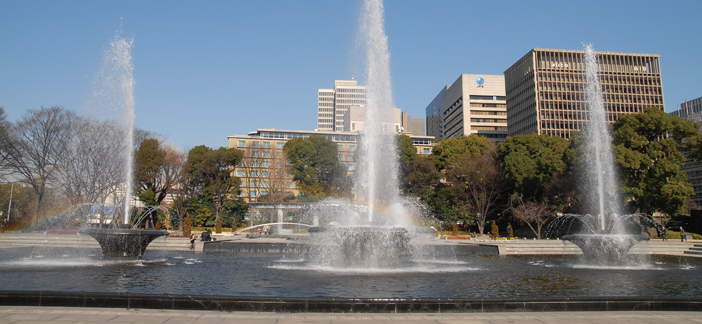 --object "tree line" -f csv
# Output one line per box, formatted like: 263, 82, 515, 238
399, 107, 702, 237
2, 105, 699, 236
0, 106, 247, 232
